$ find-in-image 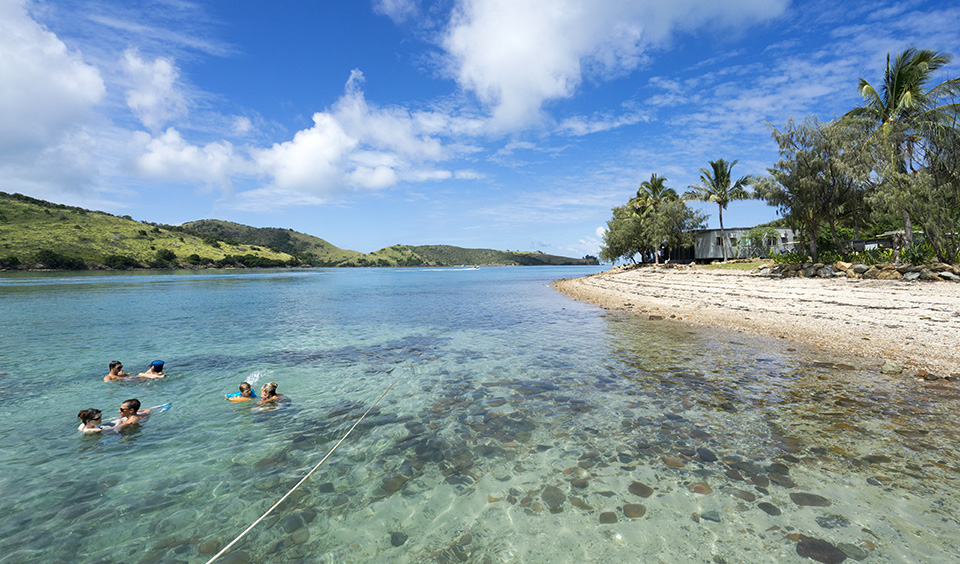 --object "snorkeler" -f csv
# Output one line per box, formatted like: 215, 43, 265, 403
257, 382, 284, 405
103, 360, 130, 382
137, 360, 166, 379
